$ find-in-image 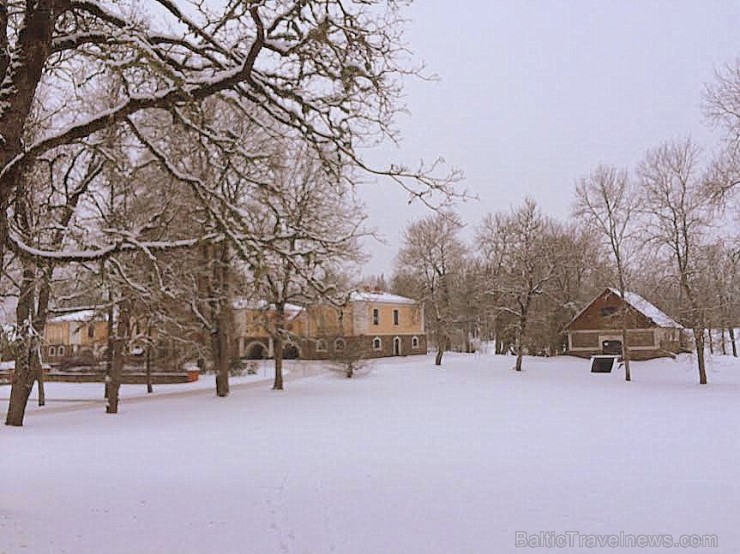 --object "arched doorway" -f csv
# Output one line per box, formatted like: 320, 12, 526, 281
393, 337, 402, 356
245, 342, 268, 360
